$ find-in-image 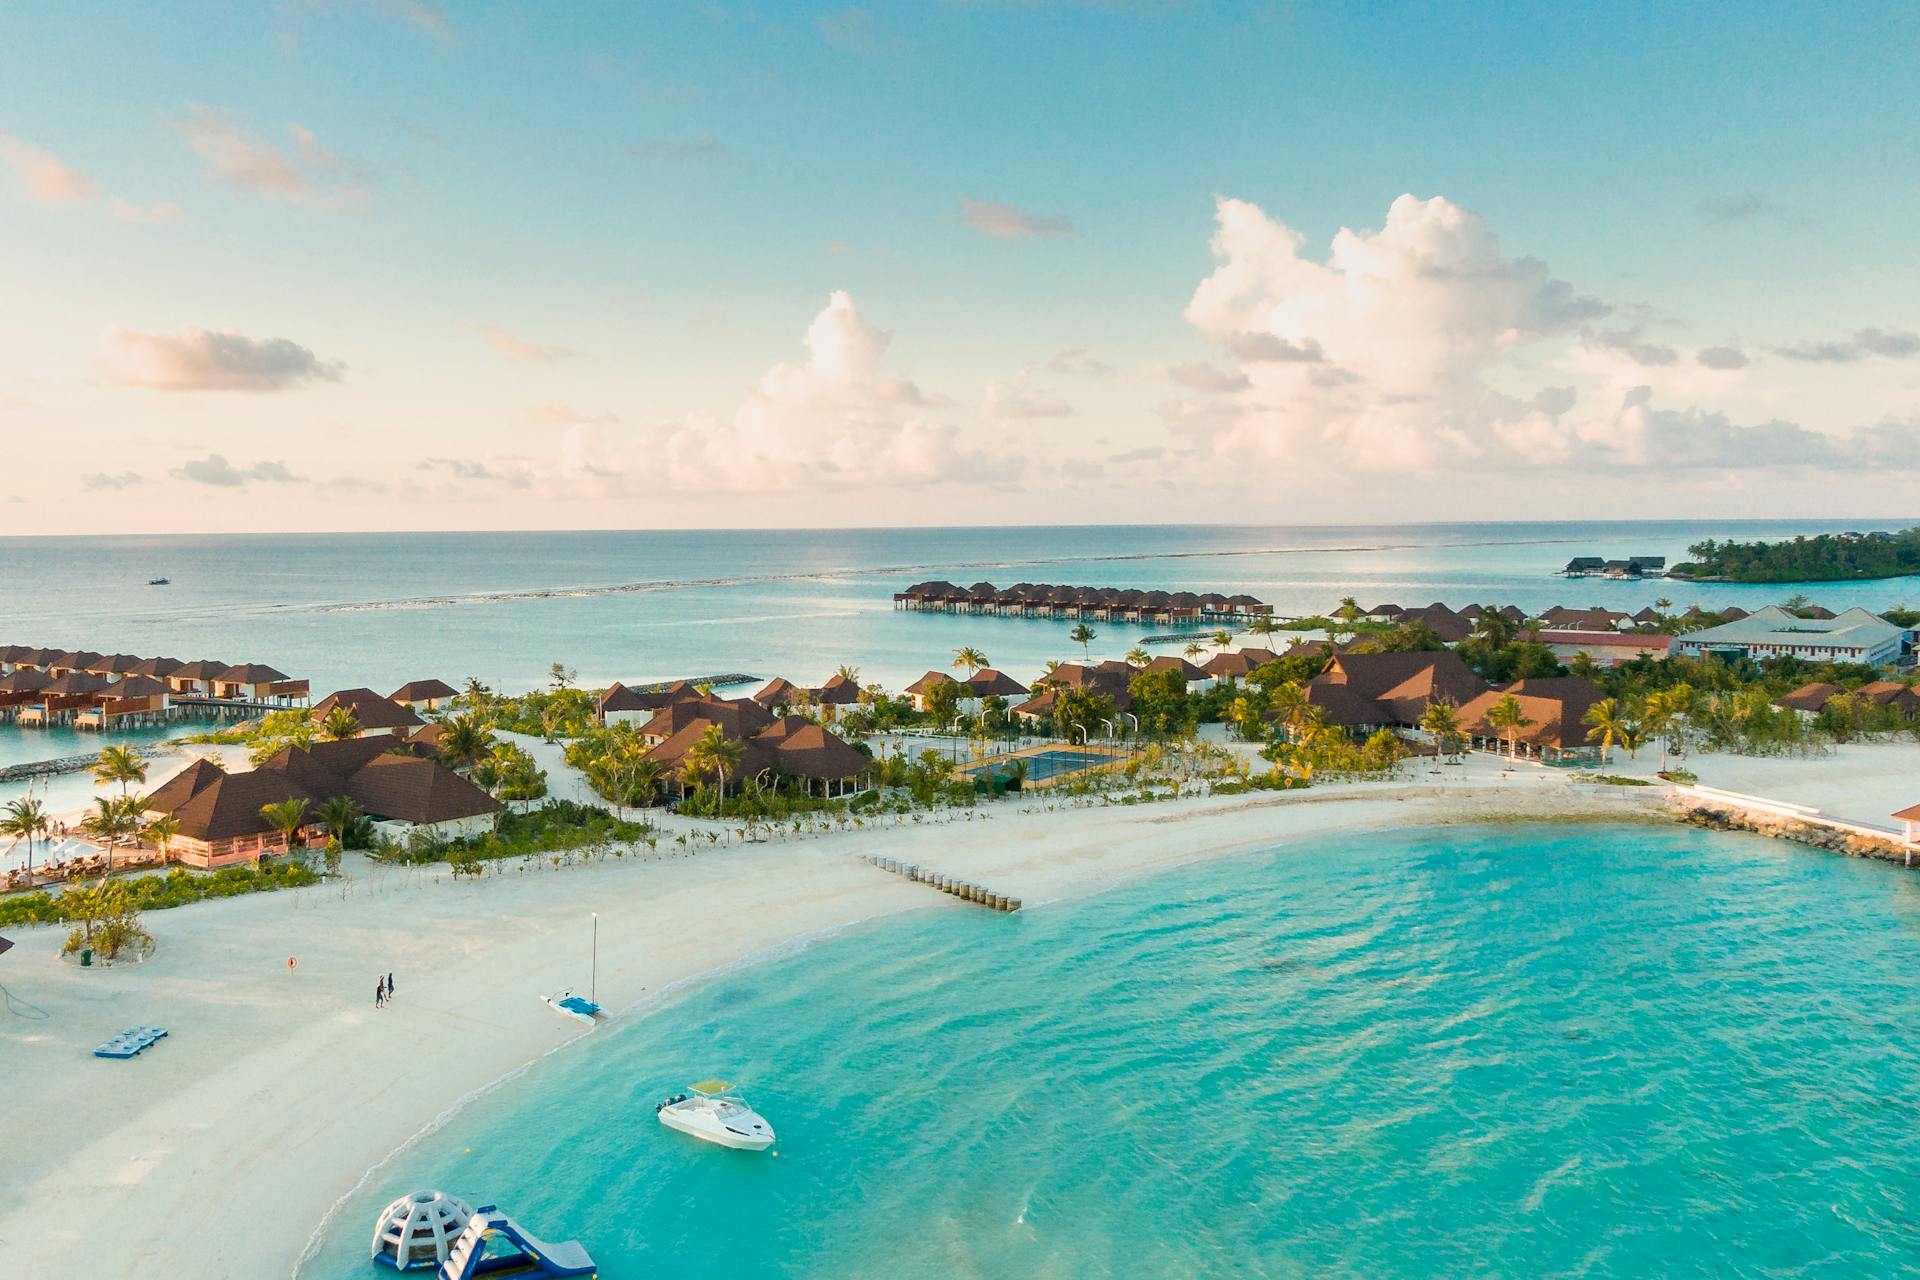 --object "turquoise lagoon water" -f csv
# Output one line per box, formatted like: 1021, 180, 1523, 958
305, 824, 1920, 1278
4, 519, 1917, 777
